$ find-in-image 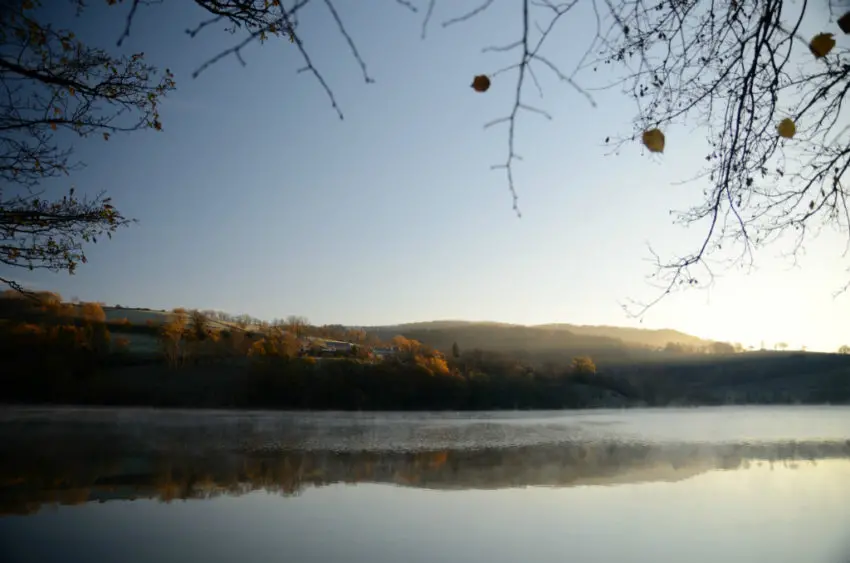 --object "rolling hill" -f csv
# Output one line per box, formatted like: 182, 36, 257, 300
364, 320, 715, 364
